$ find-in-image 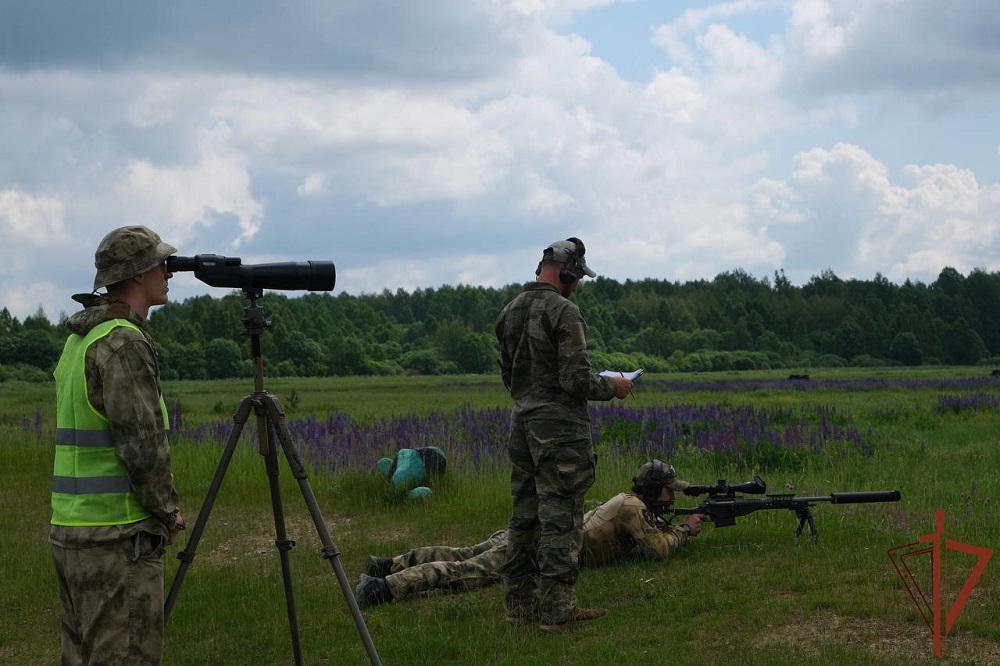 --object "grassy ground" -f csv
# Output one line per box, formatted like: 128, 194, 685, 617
2, 368, 998, 664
